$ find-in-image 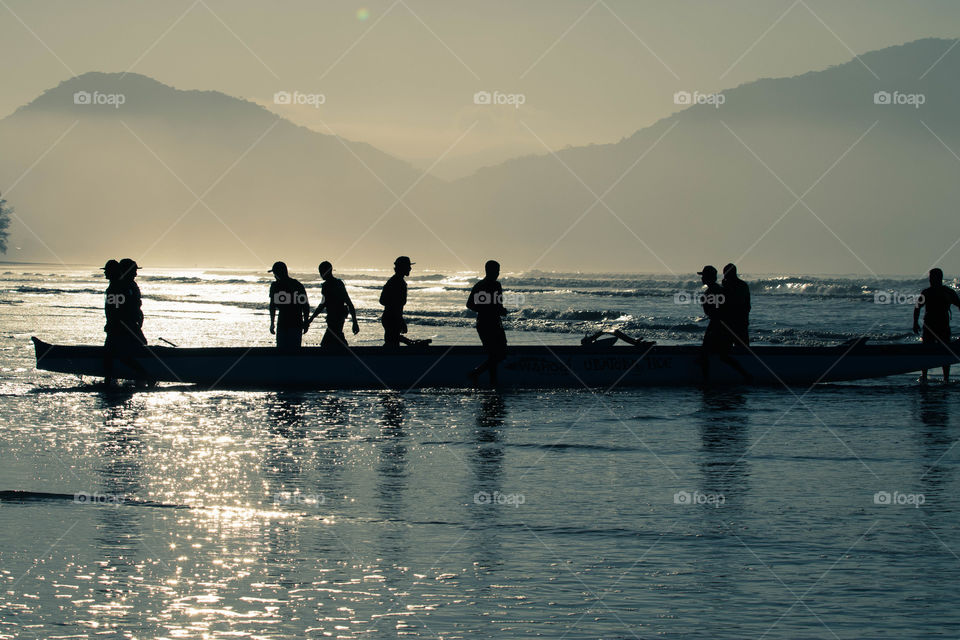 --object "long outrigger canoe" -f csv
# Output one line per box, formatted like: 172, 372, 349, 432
32, 336, 960, 389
